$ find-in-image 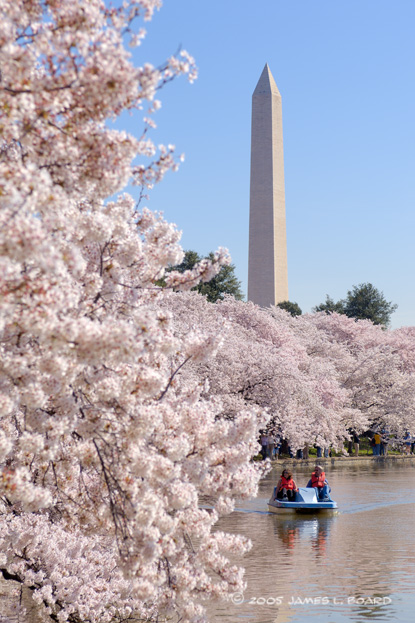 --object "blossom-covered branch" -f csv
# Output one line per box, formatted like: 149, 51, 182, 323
0, 2, 266, 622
